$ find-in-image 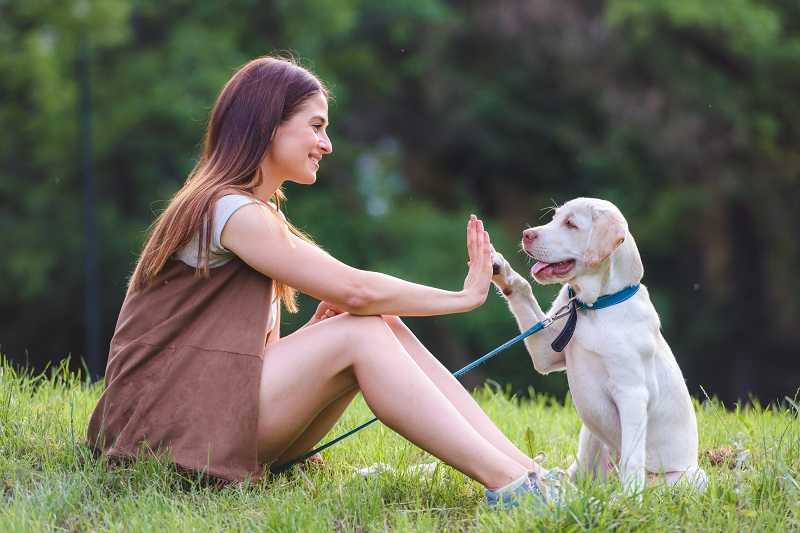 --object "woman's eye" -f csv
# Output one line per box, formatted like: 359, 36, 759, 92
312, 124, 322, 131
